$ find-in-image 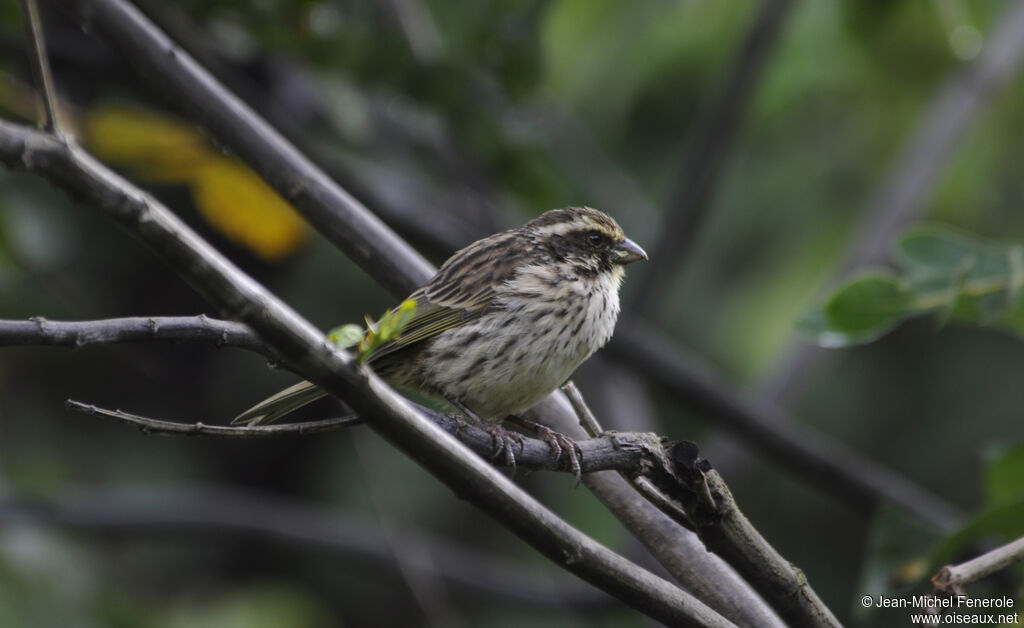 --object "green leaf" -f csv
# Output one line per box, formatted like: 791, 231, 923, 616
802, 225, 1024, 347
327, 324, 364, 349
896, 227, 980, 275
377, 299, 417, 343
823, 274, 911, 336
796, 305, 878, 348
355, 299, 418, 363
